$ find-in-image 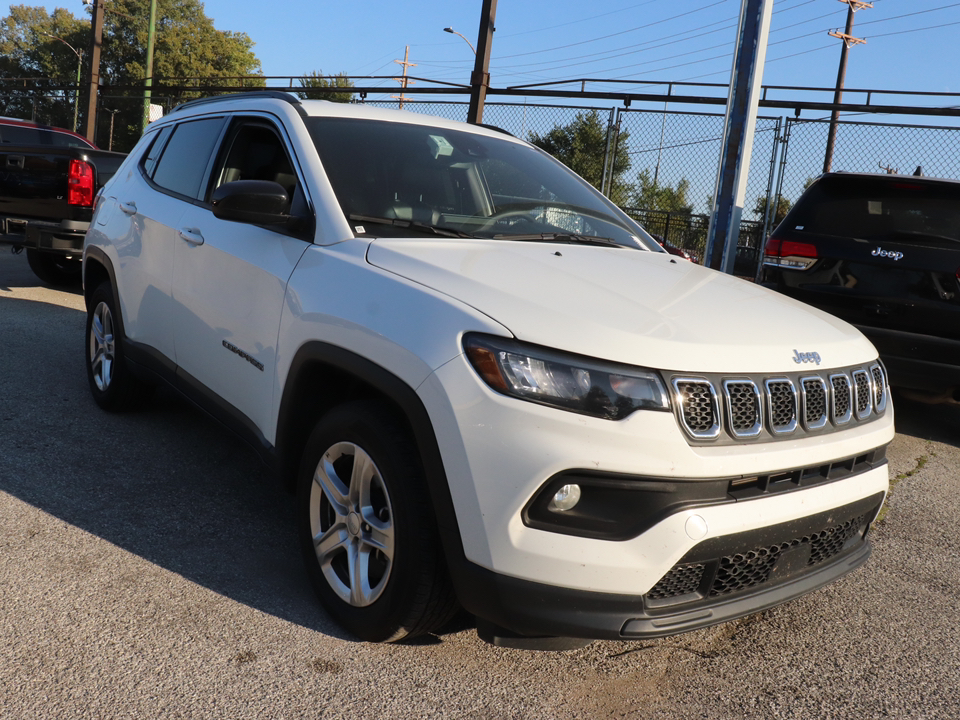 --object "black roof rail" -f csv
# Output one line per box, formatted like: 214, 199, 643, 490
170, 90, 302, 115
